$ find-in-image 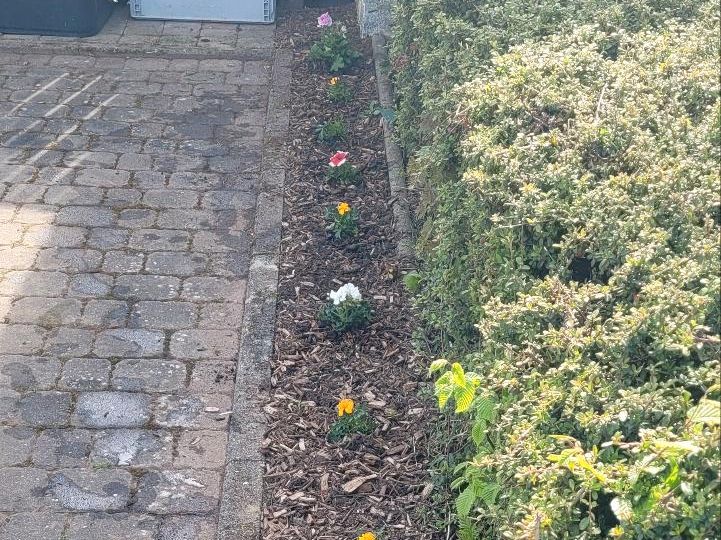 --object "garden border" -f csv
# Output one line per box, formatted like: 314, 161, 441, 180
370, 33, 415, 265
216, 43, 291, 540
